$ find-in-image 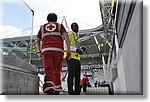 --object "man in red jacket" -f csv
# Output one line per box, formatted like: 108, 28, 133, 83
82, 74, 89, 93
36, 13, 71, 95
